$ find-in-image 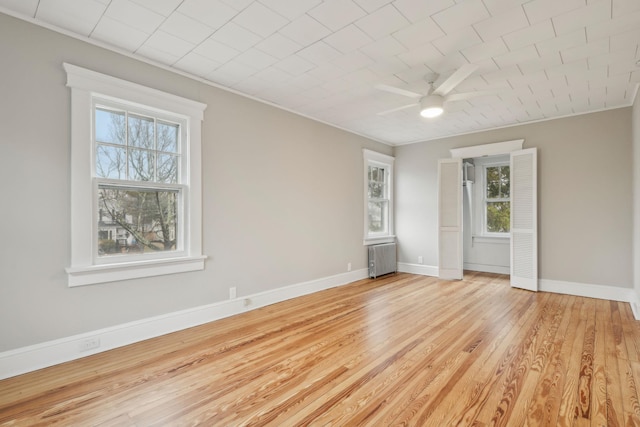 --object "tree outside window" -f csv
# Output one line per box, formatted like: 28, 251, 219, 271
485, 165, 510, 233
